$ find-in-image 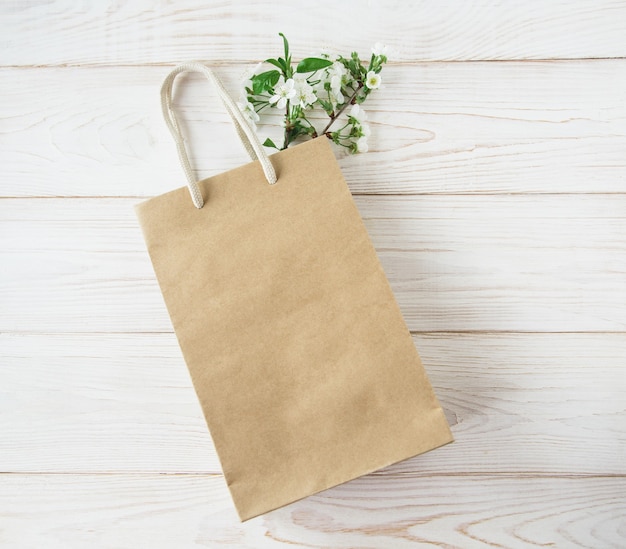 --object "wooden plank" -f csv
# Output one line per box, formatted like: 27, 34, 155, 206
0, 472, 624, 548
1, 62, 625, 197
1, 332, 625, 475
2, 1, 626, 66
2, 196, 625, 333
3, 2, 624, 543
